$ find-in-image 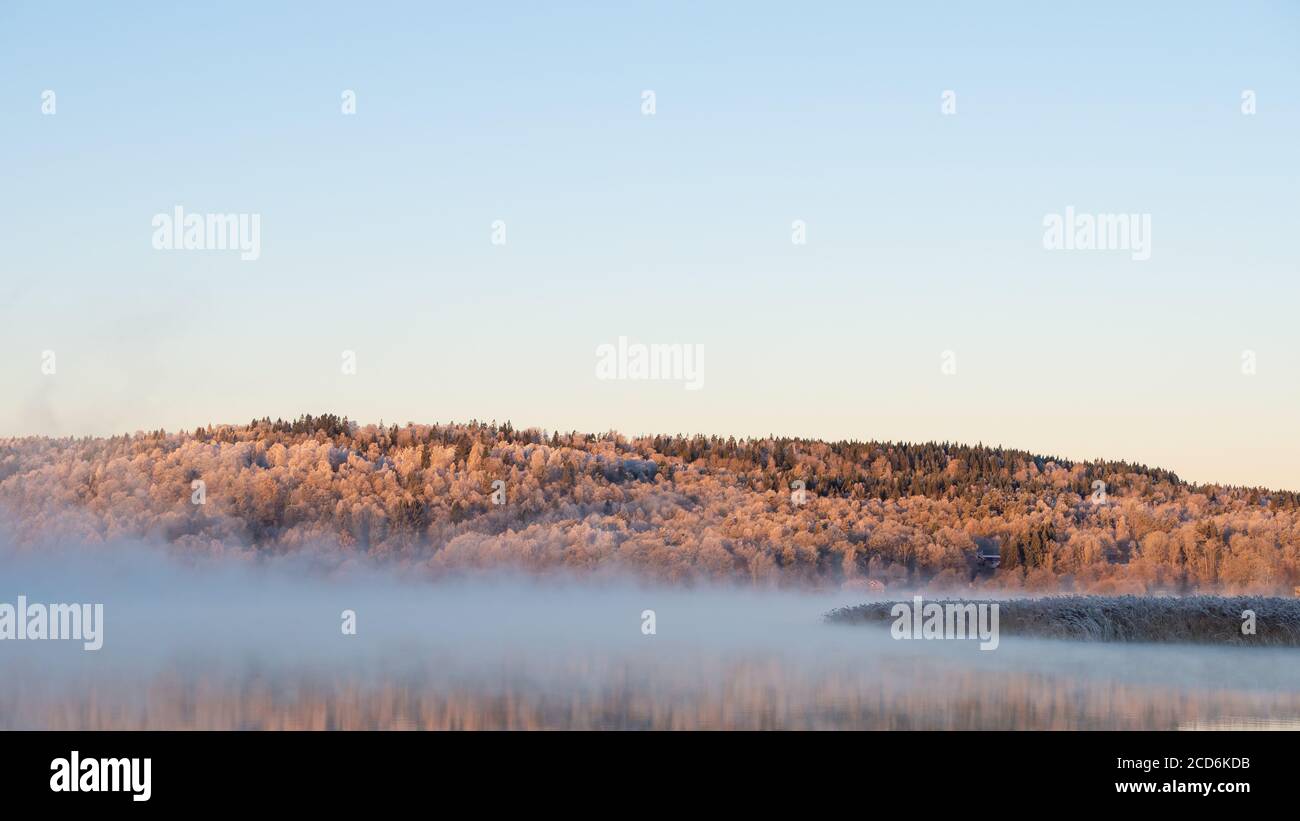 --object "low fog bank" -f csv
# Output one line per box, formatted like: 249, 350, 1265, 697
3, 537, 1300, 729
1, 537, 1297, 685
0, 536, 879, 674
